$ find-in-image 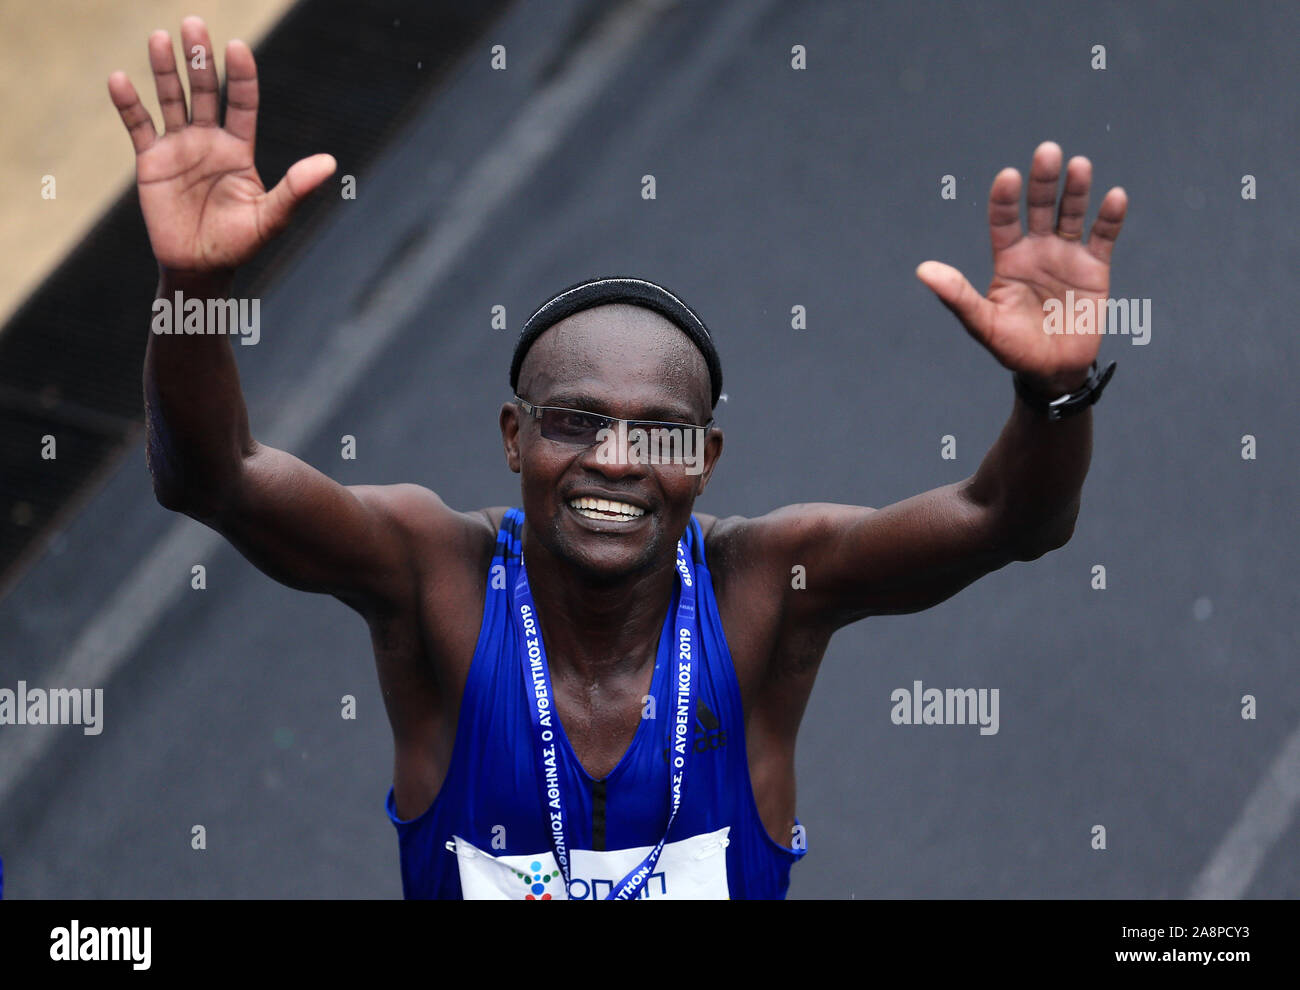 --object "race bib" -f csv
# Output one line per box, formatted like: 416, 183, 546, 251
448, 826, 731, 899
